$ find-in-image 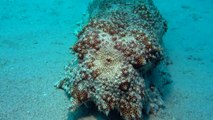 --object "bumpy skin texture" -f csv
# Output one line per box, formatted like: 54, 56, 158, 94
56, 0, 167, 120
